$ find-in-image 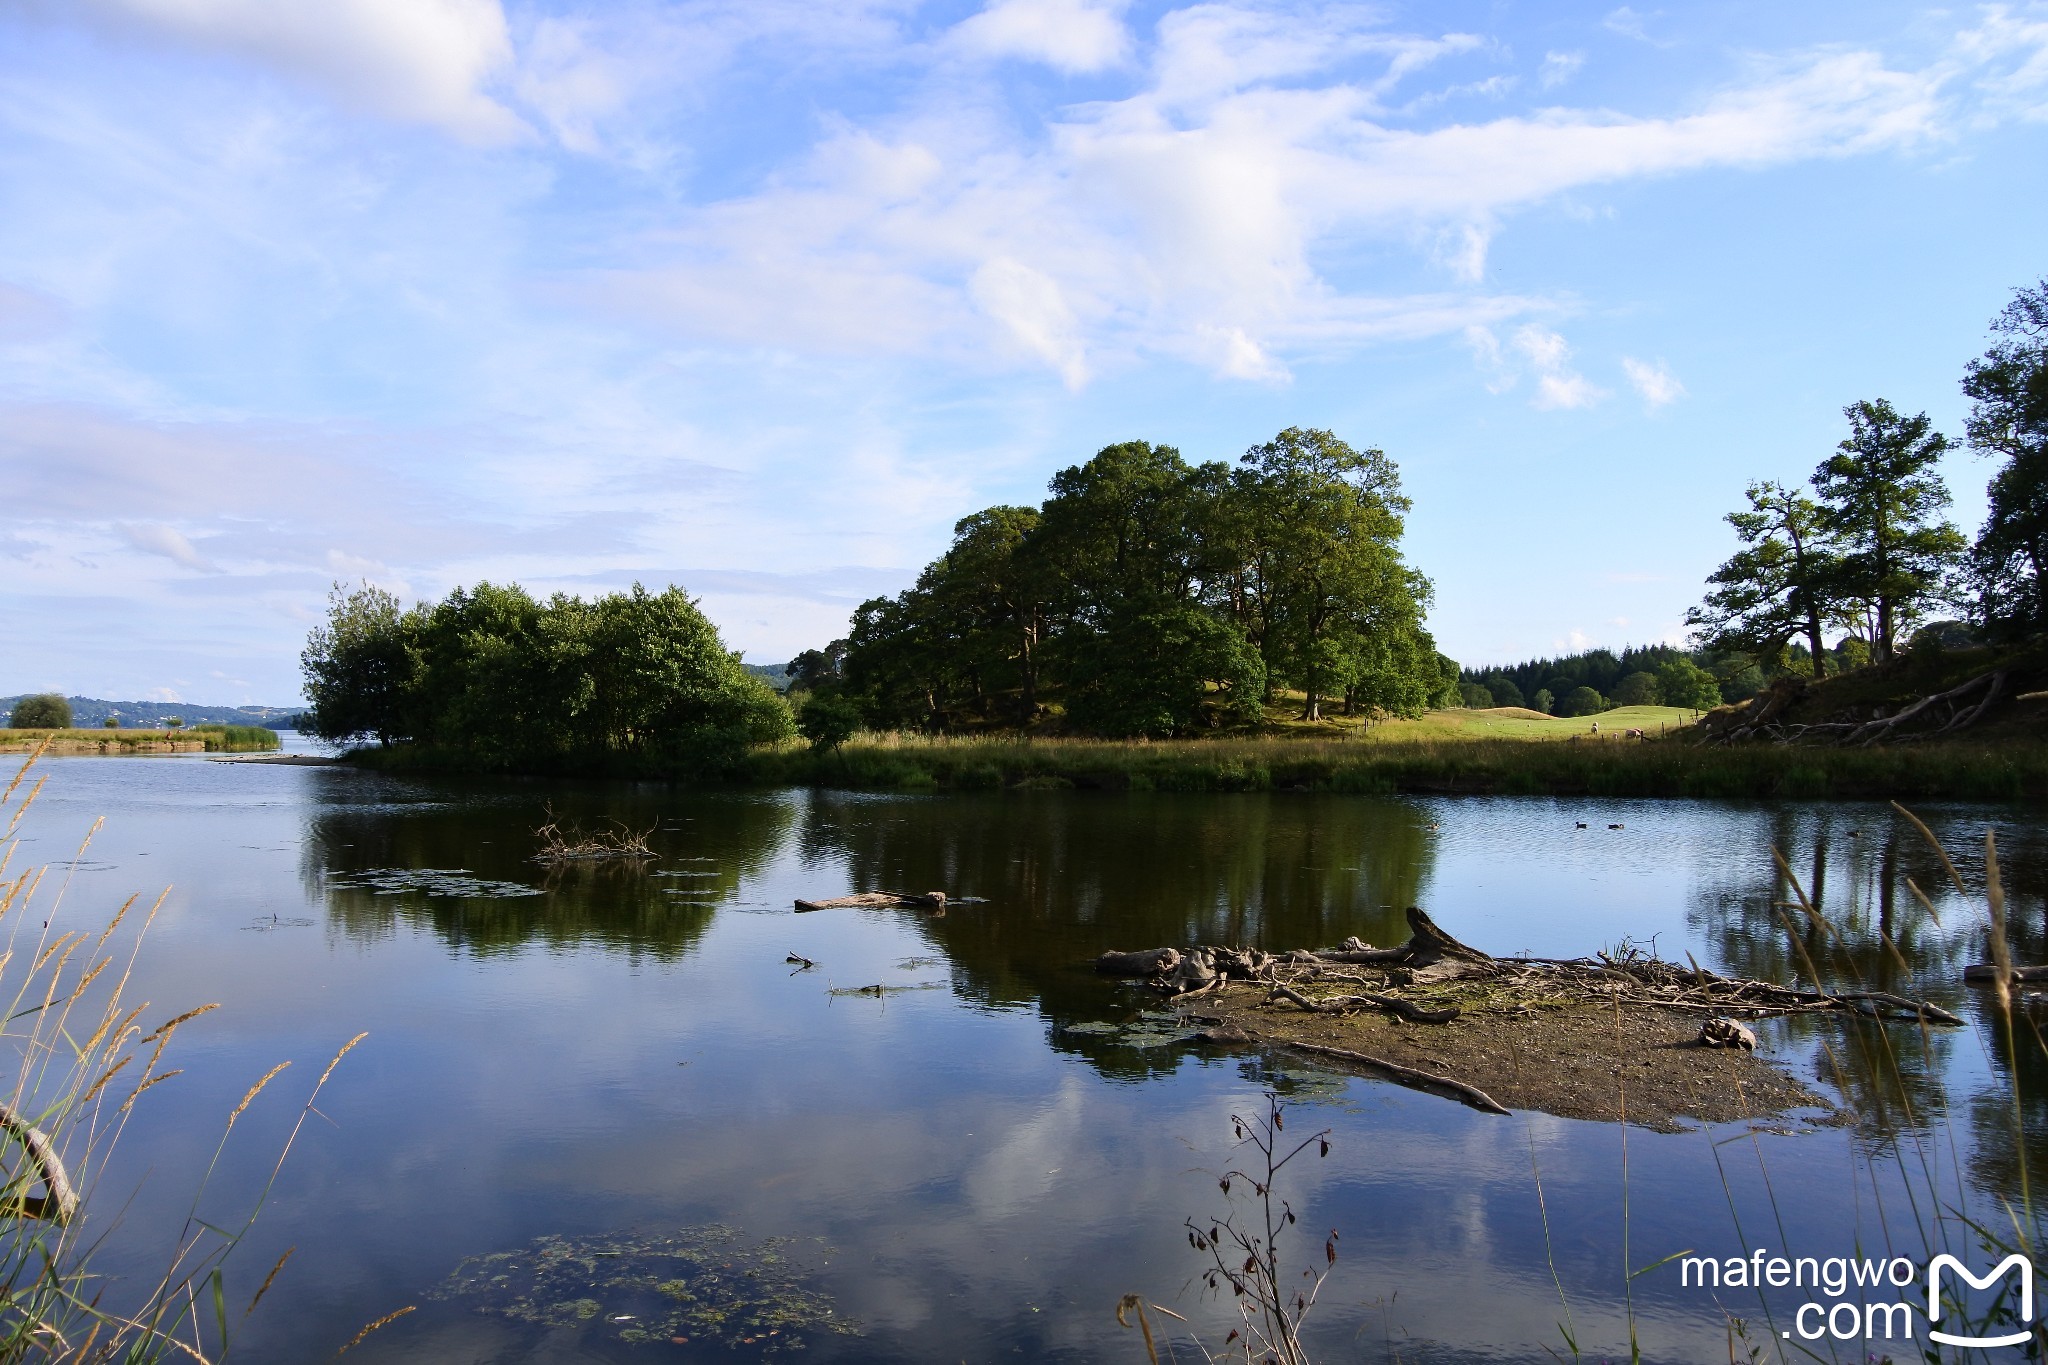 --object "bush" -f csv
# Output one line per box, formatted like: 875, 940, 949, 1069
9, 694, 70, 729
797, 693, 861, 752
102, 717, 119, 729
1531, 688, 1555, 714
